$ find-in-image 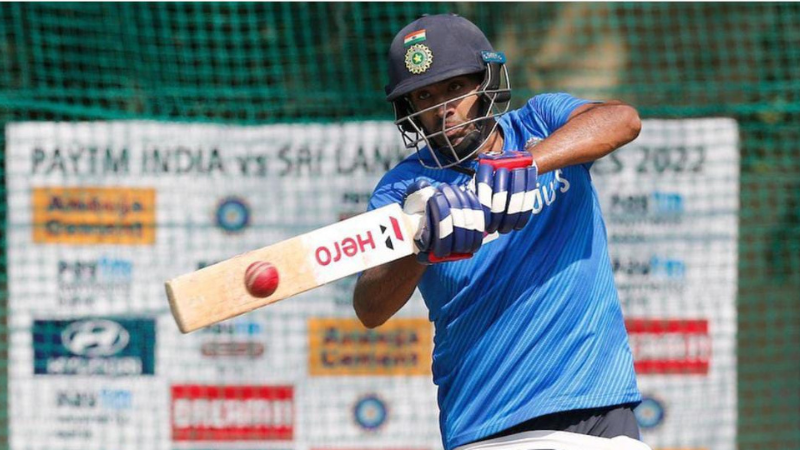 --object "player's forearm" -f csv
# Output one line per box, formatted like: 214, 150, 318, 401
532, 101, 641, 174
353, 255, 427, 328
